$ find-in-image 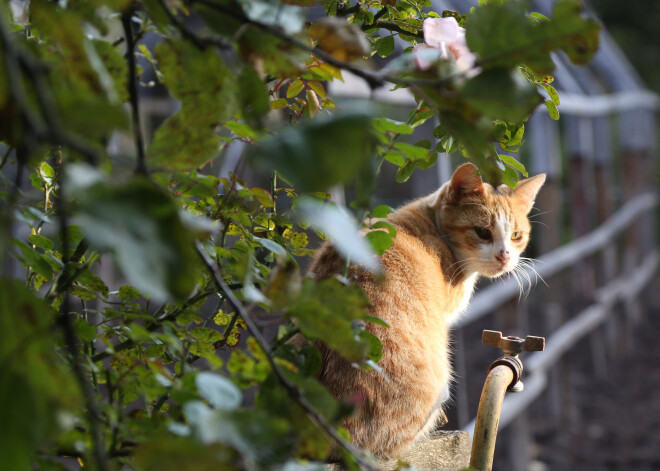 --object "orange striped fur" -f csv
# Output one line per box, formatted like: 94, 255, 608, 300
308, 163, 546, 460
